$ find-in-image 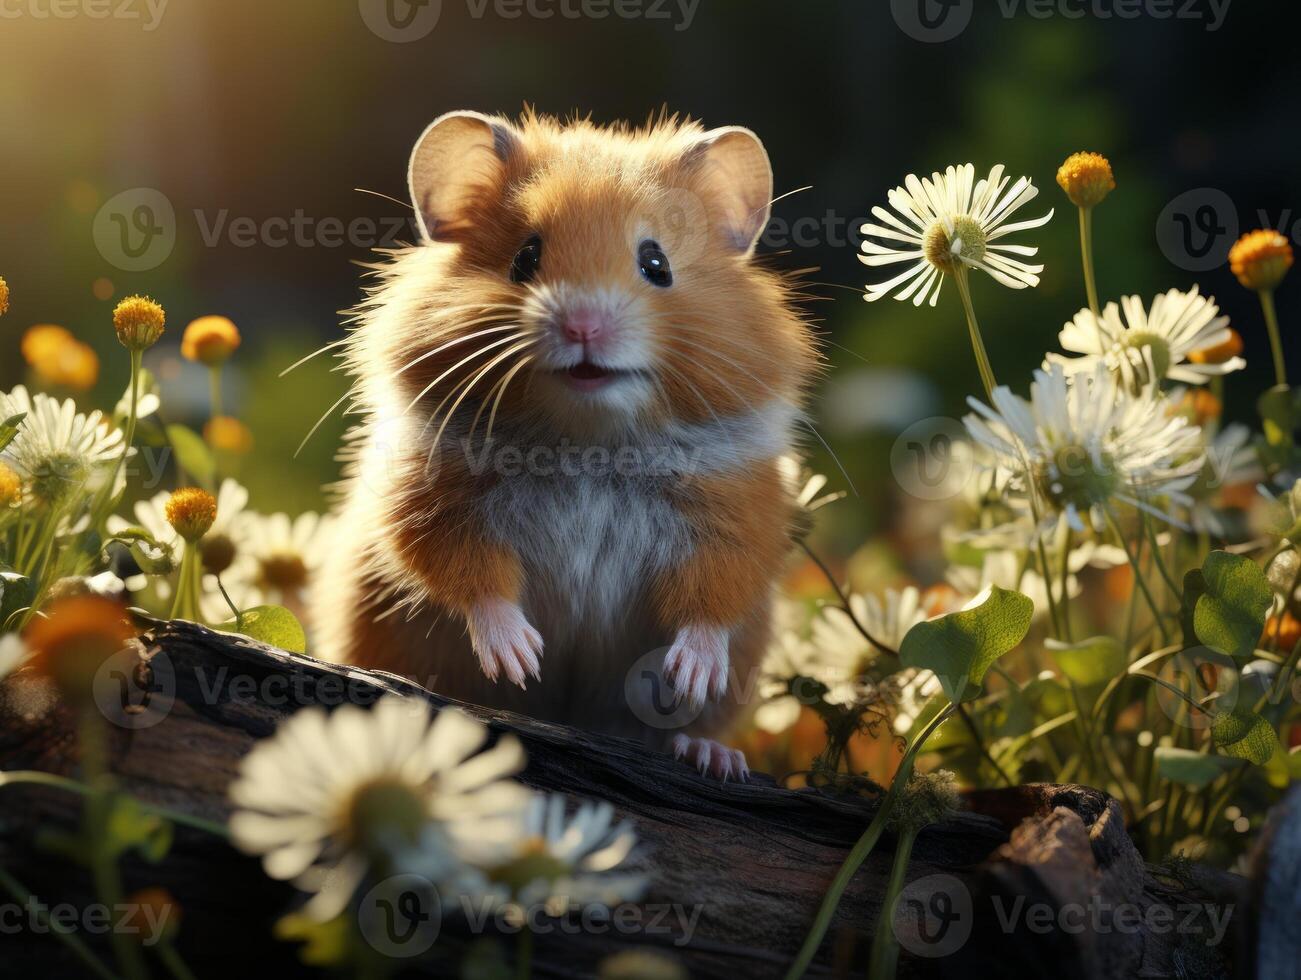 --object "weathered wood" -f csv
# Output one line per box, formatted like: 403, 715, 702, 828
0, 621, 1242, 978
